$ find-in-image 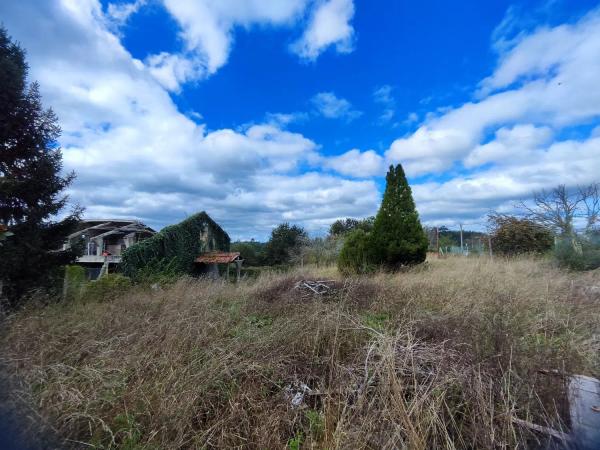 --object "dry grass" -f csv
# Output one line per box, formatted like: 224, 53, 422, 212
1, 256, 600, 449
